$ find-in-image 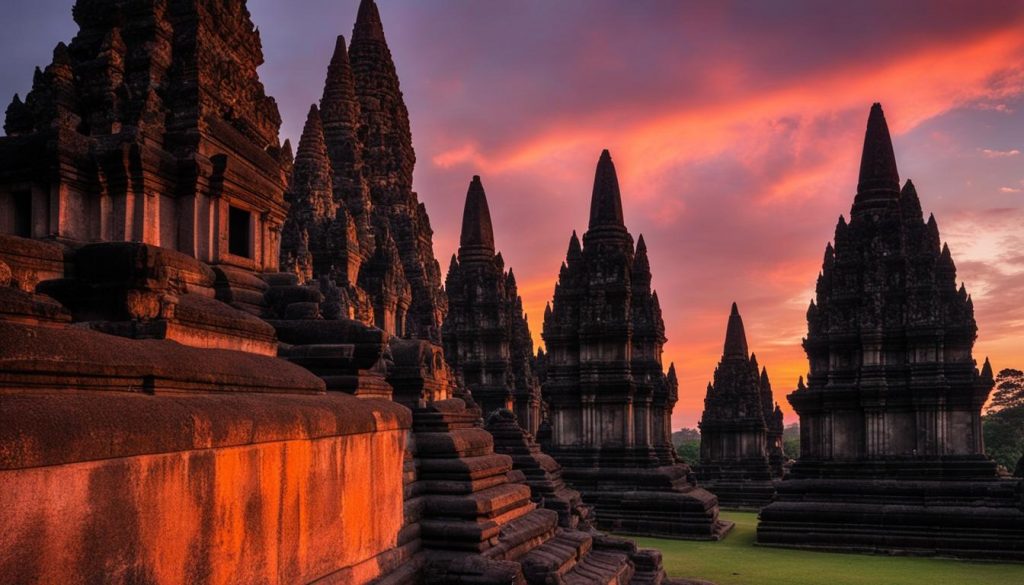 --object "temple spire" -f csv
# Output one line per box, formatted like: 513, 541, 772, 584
291, 104, 334, 218
349, 0, 415, 198
588, 149, 626, 231
321, 36, 359, 116
723, 302, 749, 359
353, 0, 386, 43
855, 103, 900, 208
567, 231, 582, 263
319, 34, 374, 256
900, 179, 923, 223
458, 175, 496, 263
